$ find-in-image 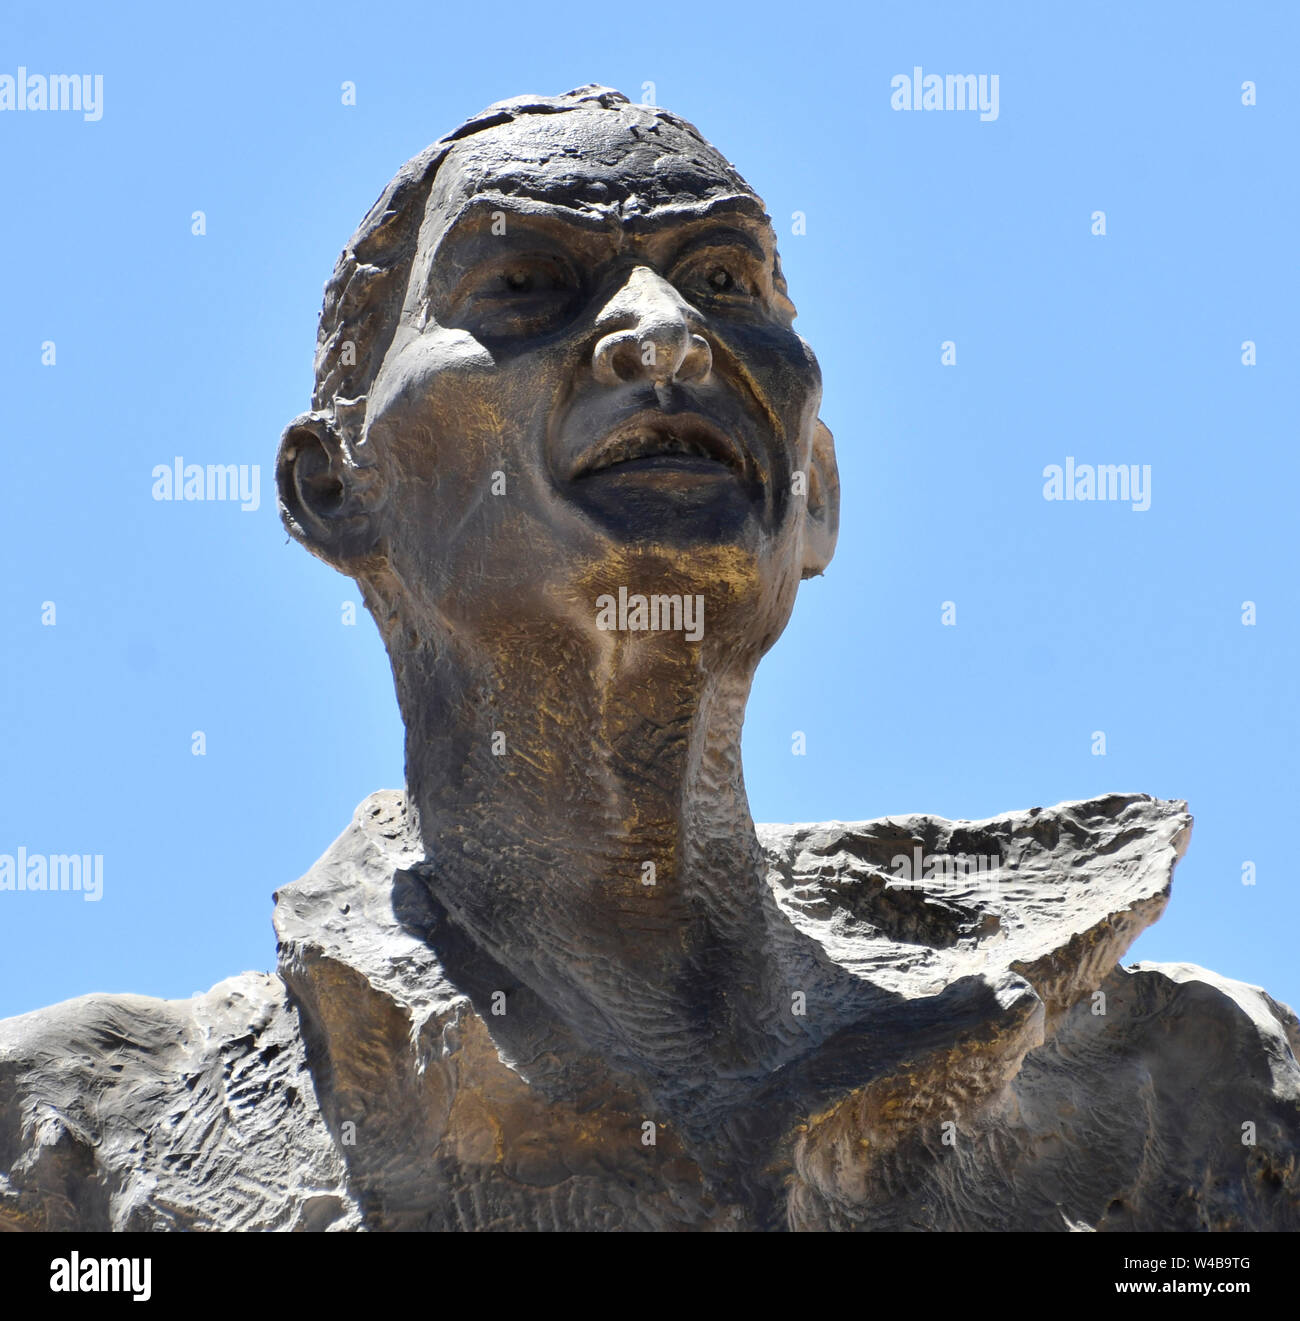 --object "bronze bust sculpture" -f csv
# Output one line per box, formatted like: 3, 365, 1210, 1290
1, 88, 1296, 1232
277, 84, 841, 1096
